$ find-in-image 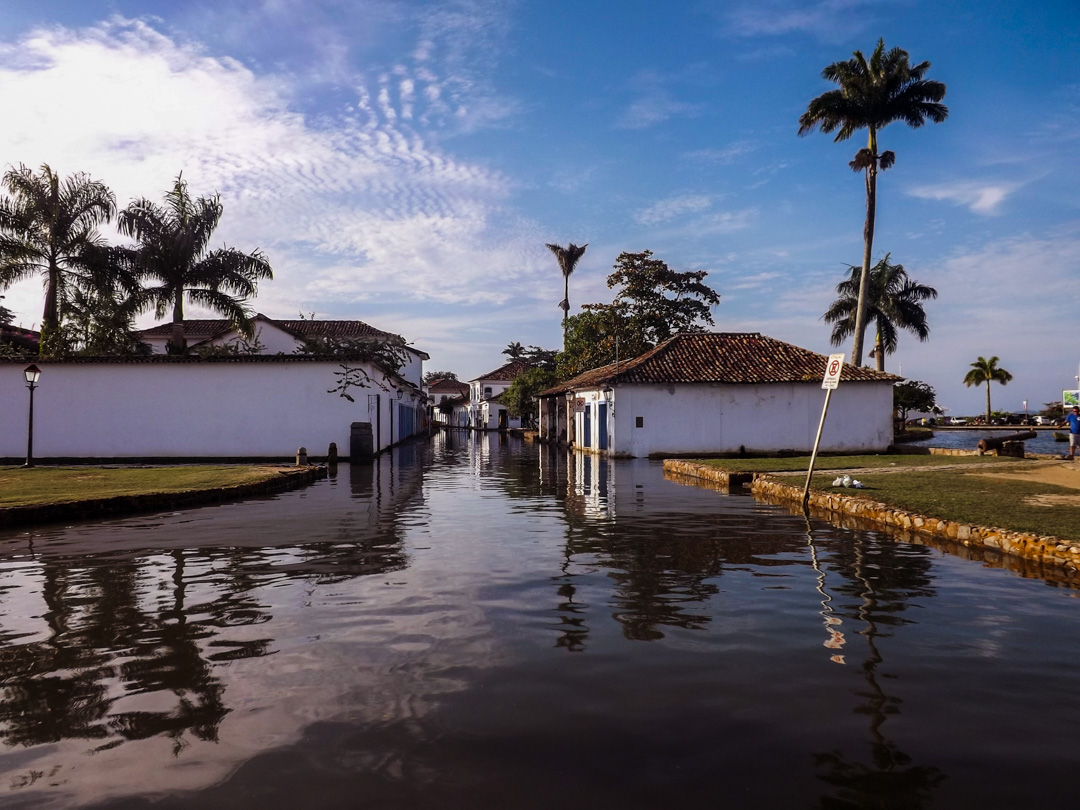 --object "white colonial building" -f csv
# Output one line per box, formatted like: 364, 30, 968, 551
1, 318, 428, 461
467, 359, 532, 430
538, 332, 899, 457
